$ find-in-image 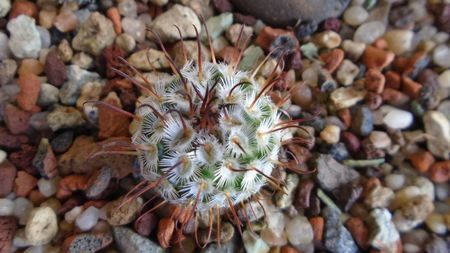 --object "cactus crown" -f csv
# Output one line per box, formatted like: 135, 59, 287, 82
132, 59, 286, 212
